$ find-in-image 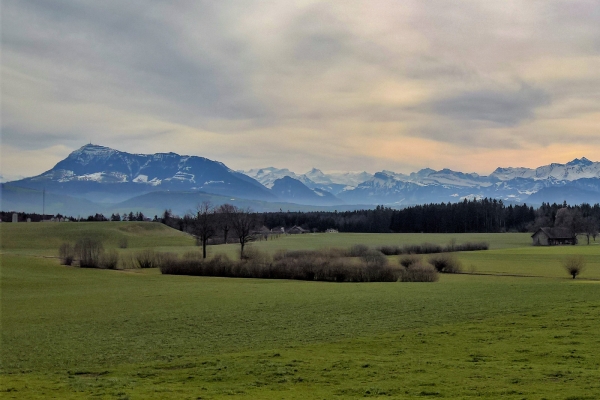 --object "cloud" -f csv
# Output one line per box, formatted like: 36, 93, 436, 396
428, 85, 551, 126
2, 0, 600, 178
